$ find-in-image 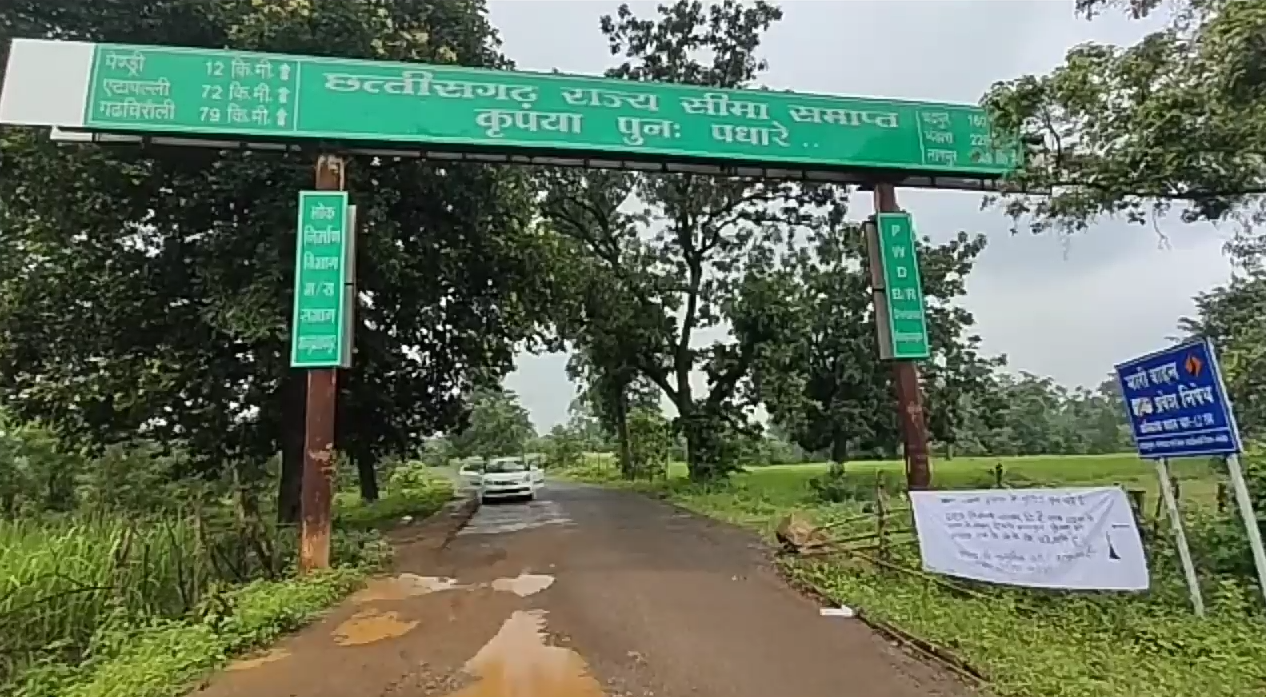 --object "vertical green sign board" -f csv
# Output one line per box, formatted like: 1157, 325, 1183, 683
291, 191, 350, 368
876, 212, 931, 360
